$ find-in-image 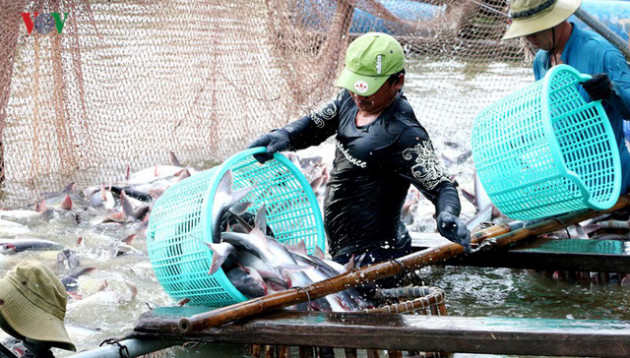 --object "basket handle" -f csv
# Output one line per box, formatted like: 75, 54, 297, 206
577, 73, 592, 83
